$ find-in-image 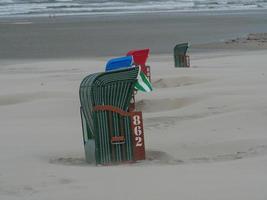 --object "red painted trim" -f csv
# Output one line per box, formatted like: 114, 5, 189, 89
130, 112, 146, 161
111, 136, 125, 143
93, 105, 135, 116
